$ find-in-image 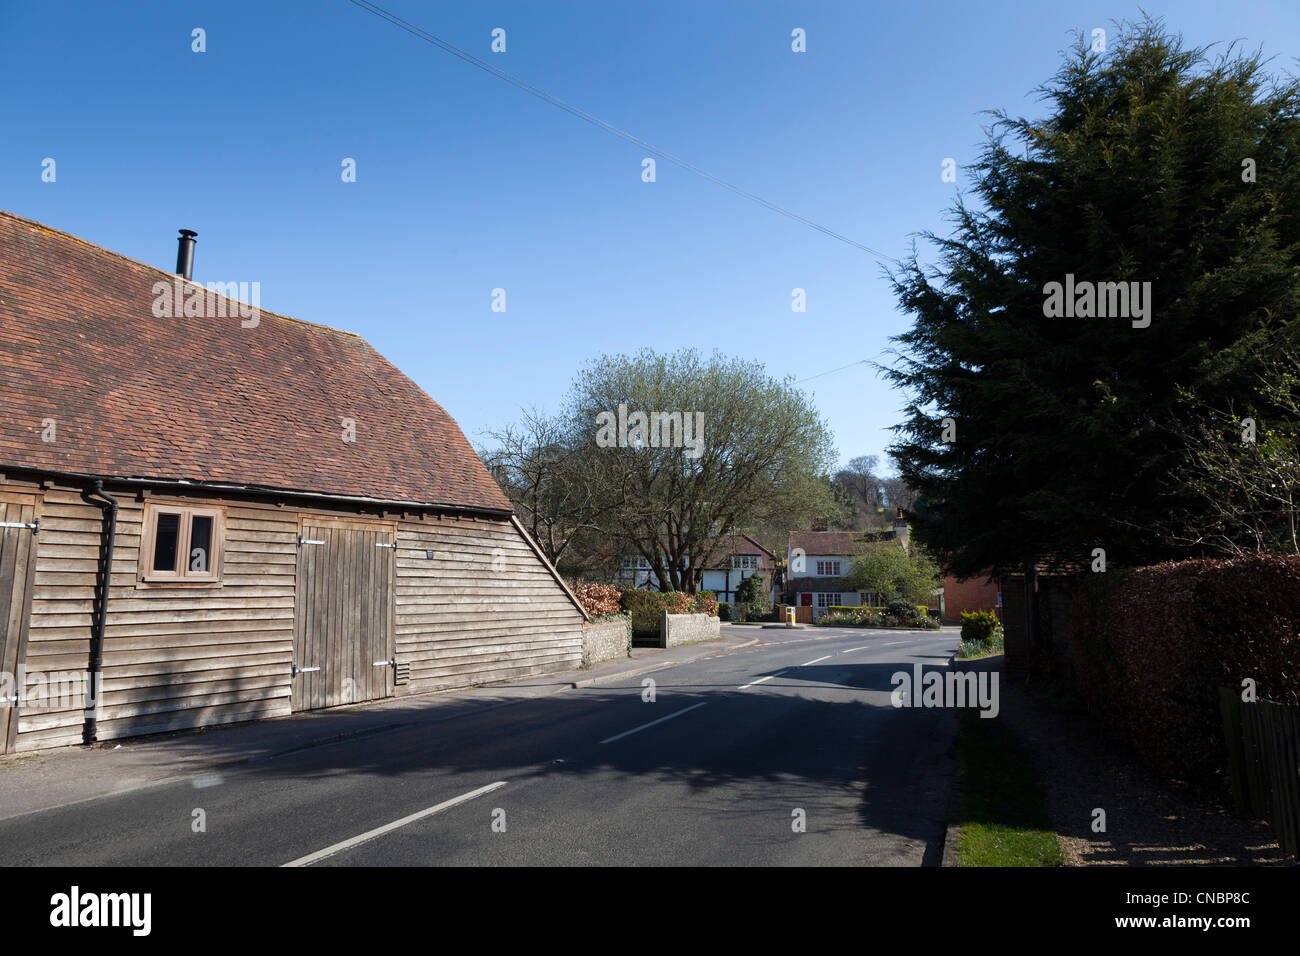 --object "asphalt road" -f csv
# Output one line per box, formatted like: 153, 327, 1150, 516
0, 626, 959, 866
